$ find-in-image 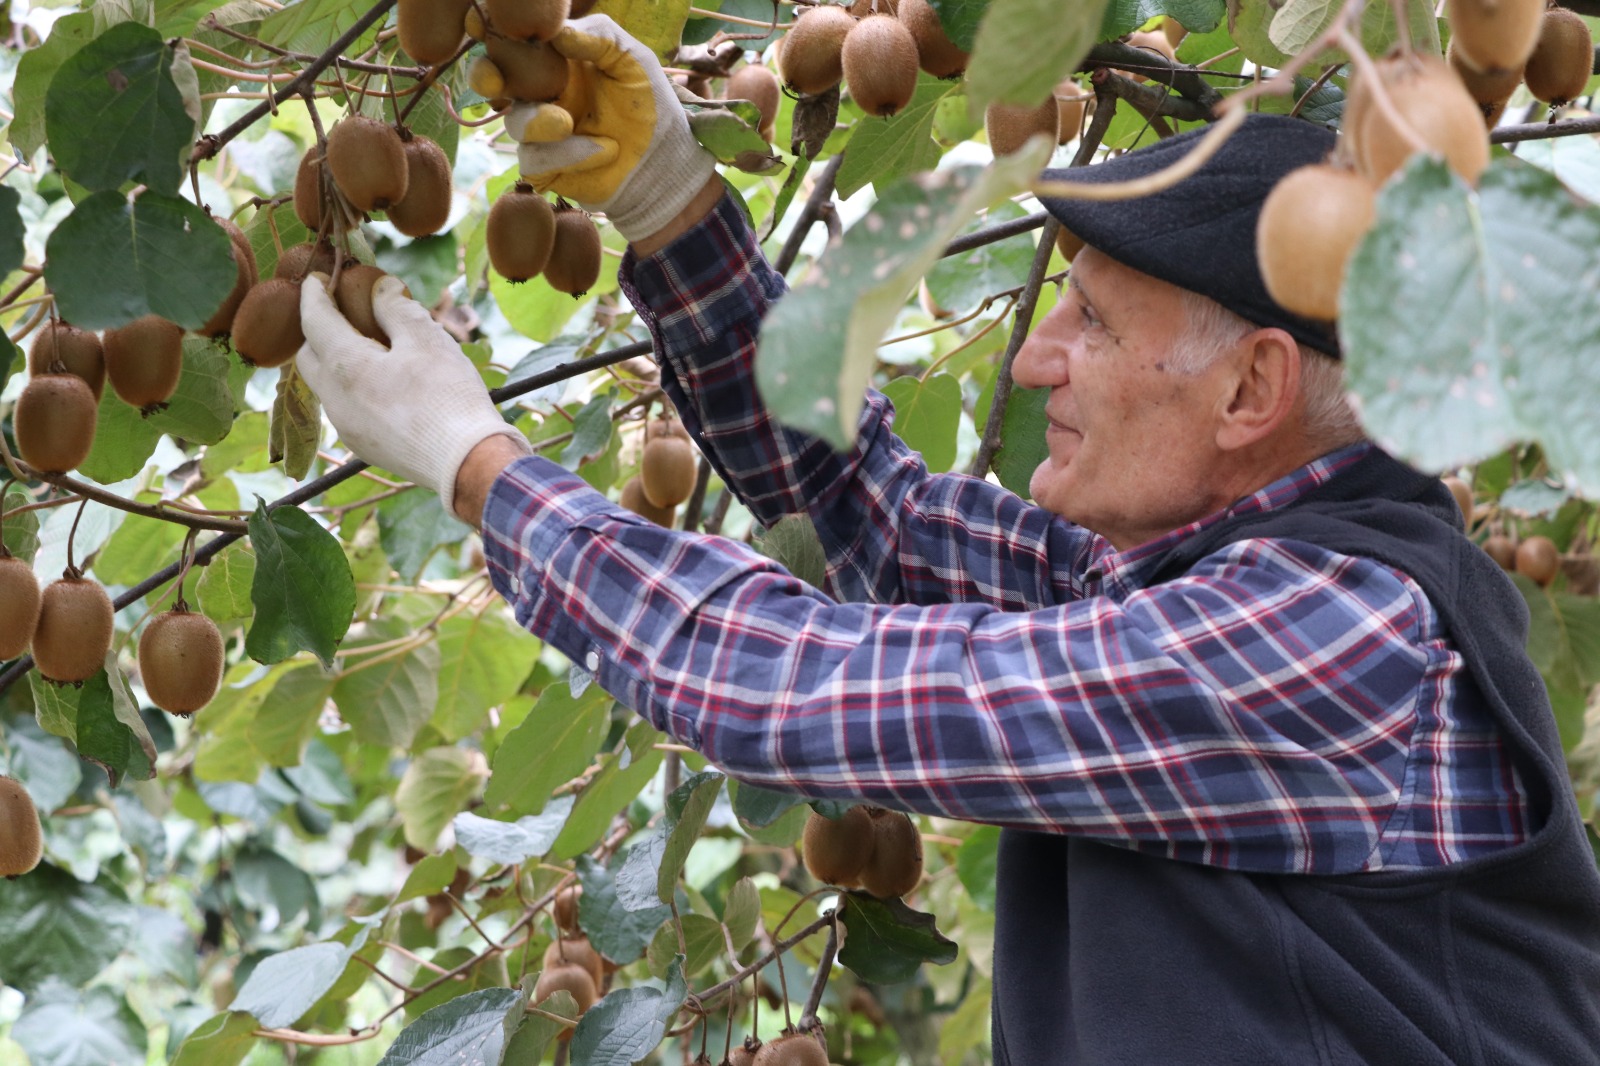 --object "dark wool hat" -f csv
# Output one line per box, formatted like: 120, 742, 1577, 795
1037, 113, 1342, 357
